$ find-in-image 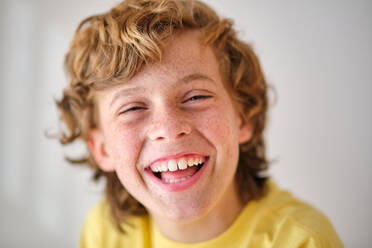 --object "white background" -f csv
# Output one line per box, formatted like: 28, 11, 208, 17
0, 0, 371, 247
